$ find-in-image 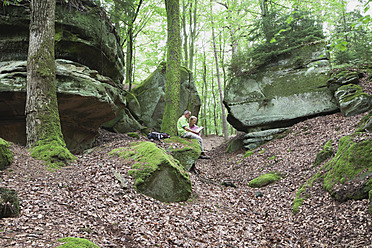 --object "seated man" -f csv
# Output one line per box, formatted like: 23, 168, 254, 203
177, 110, 209, 159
